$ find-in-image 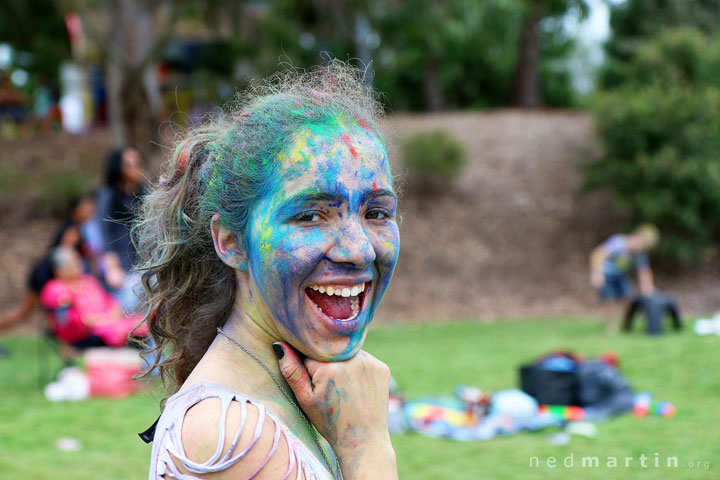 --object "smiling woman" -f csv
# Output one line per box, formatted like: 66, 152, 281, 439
134, 62, 400, 480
